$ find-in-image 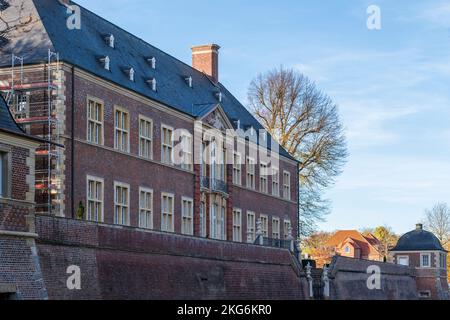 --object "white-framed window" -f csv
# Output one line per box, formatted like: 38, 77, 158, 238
161, 192, 174, 232
397, 255, 410, 266
87, 98, 104, 145
210, 202, 226, 240
219, 148, 226, 182
220, 205, 226, 240
114, 182, 130, 226
272, 217, 280, 239
181, 197, 194, 235
260, 214, 268, 237
86, 176, 103, 222
114, 107, 130, 152
344, 246, 351, 254
247, 211, 256, 243
246, 157, 255, 190
139, 187, 153, 229
161, 125, 174, 165
180, 132, 193, 170
200, 201, 207, 237
272, 167, 279, 197
233, 153, 242, 185
232, 208, 242, 242
260, 163, 268, 193
139, 116, 153, 159
200, 142, 206, 178
440, 253, 447, 269
210, 202, 218, 239
420, 253, 431, 268
418, 291, 431, 299
283, 171, 291, 200
283, 220, 292, 239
